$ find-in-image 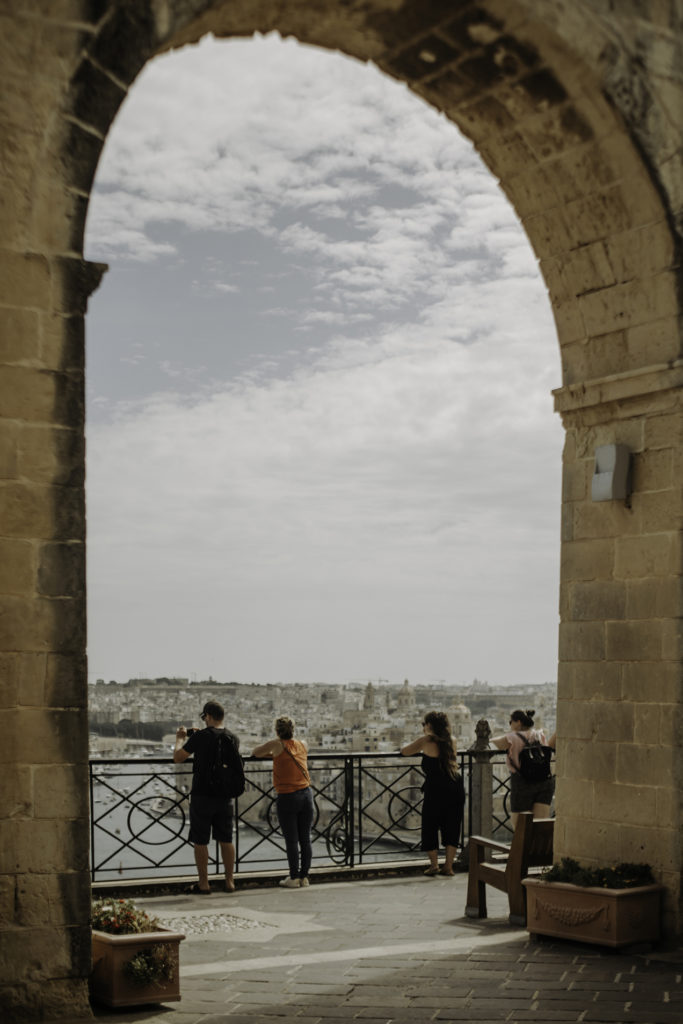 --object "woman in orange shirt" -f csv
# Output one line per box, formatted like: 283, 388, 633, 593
252, 717, 314, 888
